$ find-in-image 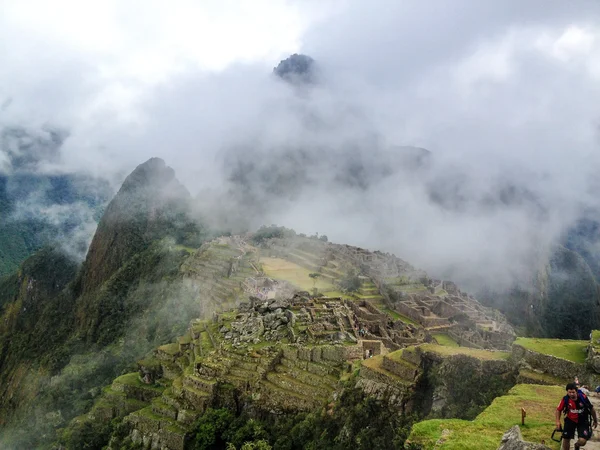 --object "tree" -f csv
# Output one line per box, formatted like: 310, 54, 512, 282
339, 270, 361, 292
308, 273, 321, 288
